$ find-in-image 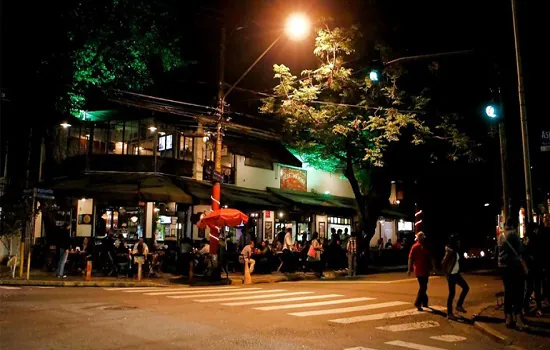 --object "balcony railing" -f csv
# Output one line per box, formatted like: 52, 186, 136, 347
54, 154, 194, 178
